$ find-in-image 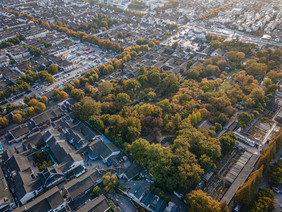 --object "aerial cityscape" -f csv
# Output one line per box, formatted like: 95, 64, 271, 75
0, 0, 281, 211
